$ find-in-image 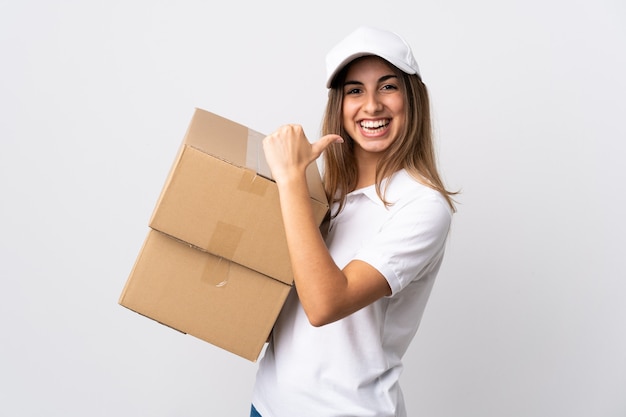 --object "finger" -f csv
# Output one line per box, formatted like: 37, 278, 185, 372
311, 134, 344, 158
